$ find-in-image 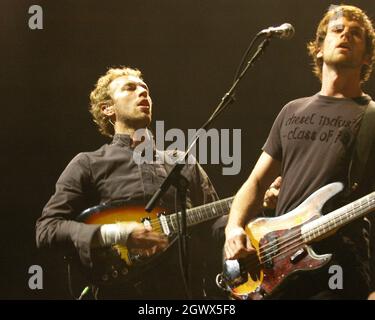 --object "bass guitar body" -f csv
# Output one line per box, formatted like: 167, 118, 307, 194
218, 183, 349, 299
